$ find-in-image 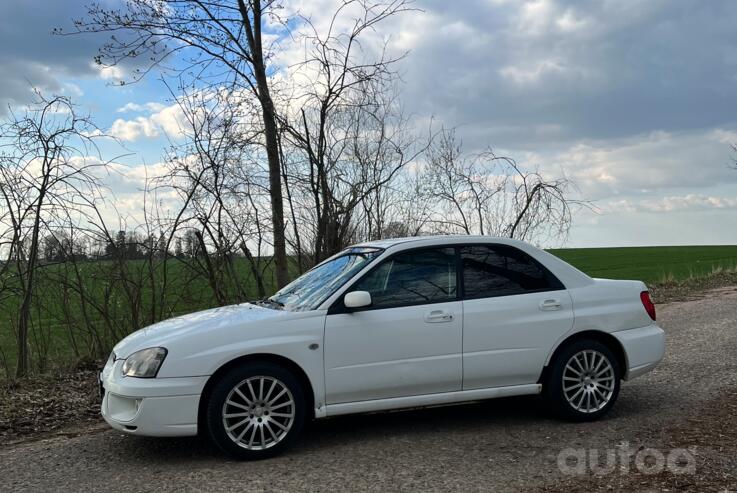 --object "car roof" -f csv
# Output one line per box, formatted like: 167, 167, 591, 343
352, 235, 524, 250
